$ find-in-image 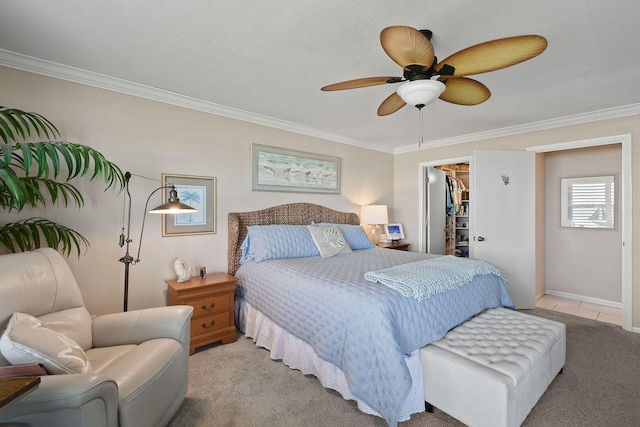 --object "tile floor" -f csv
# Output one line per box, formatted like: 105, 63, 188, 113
536, 294, 622, 326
